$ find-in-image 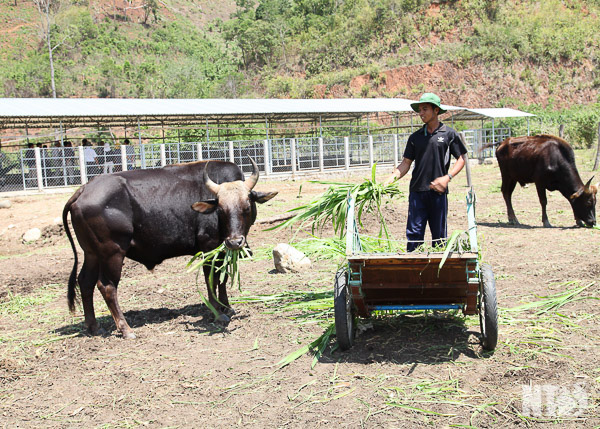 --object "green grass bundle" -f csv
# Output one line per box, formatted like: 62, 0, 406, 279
267, 164, 402, 239
187, 243, 252, 292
